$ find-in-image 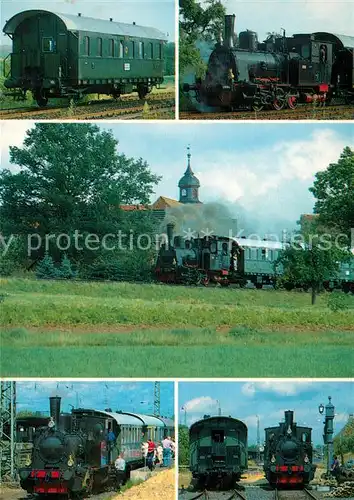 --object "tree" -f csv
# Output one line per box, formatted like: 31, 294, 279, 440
164, 42, 176, 75
276, 234, 349, 305
309, 147, 354, 238
179, 0, 225, 75
178, 425, 190, 466
36, 253, 58, 279
0, 124, 161, 263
